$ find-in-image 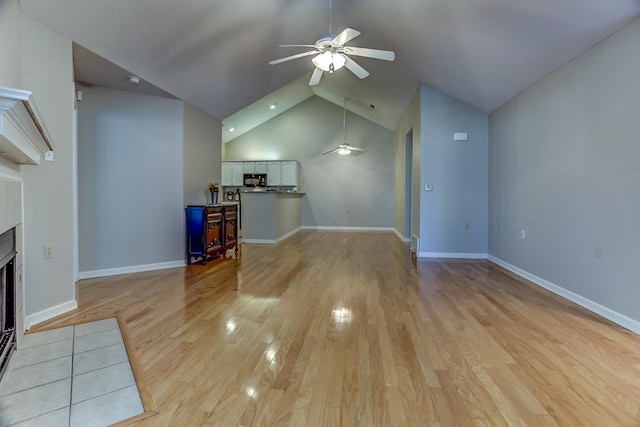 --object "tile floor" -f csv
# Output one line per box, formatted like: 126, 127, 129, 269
0, 318, 144, 426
